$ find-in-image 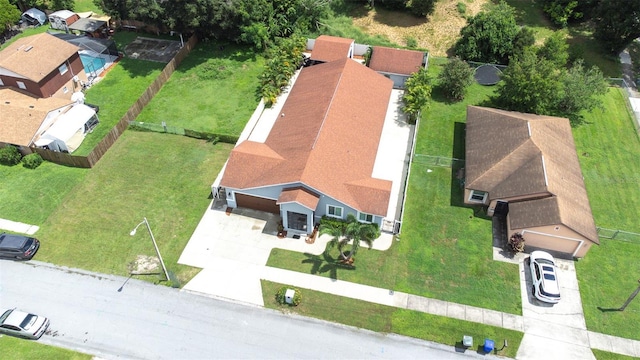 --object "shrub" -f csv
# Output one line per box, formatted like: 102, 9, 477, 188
275, 287, 302, 306
0, 145, 22, 166
405, 36, 418, 48
508, 233, 525, 253
22, 153, 43, 169
456, 2, 466, 16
